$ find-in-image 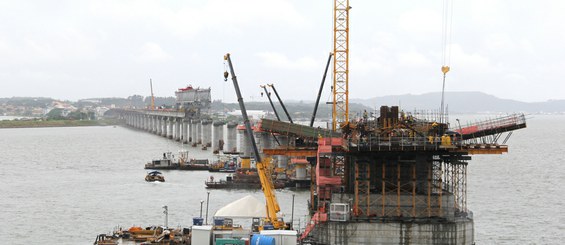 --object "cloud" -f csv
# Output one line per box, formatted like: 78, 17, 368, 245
135, 42, 172, 63
88, 0, 308, 39
398, 8, 442, 34
255, 52, 317, 70
450, 44, 490, 71
396, 51, 432, 67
